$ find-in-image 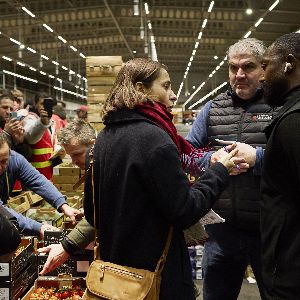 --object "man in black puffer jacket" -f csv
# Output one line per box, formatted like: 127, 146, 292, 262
187, 38, 277, 300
